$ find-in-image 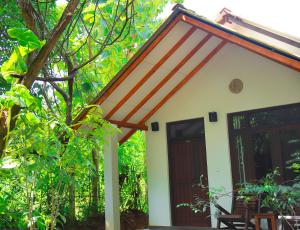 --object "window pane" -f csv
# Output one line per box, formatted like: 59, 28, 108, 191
280, 129, 300, 181
251, 132, 273, 180
169, 119, 205, 140
249, 105, 300, 128
234, 135, 246, 184
229, 103, 300, 185
232, 115, 248, 130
